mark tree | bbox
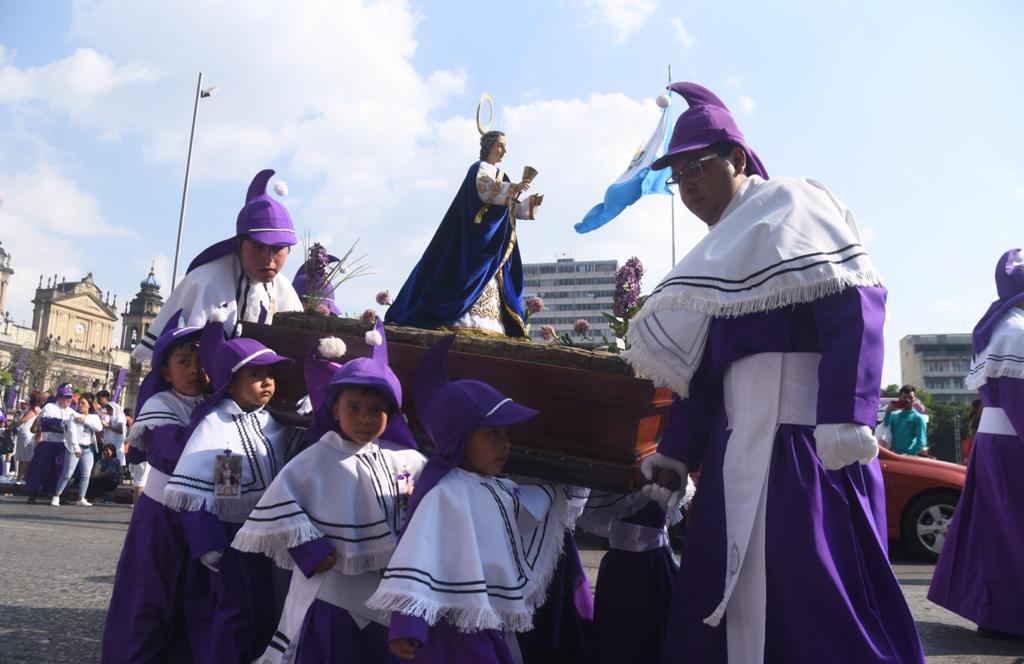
[926,400,973,463]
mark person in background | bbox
[88,443,122,503]
[97,390,127,468]
[961,398,982,463]
[884,385,929,456]
[51,392,103,507]
[27,385,77,503]
[14,396,41,482]
[930,248,1024,639]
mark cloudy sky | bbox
[0,0,1021,384]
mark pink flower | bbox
[573,318,590,336]
[317,303,330,314]
[540,324,556,341]
[524,296,544,314]
[360,308,378,324]
[376,290,391,306]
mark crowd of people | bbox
[0,390,134,505]
[4,79,1021,663]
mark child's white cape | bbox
[366,469,574,634]
[164,400,297,522]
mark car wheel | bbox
[900,491,959,562]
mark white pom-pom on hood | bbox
[365,329,383,347]
[273,180,289,196]
[317,336,347,360]
[208,304,231,324]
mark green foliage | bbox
[601,295,648,344]
[926,400,973,463]
[881,384,901,397]
[0,369,12,386]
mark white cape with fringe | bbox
[965,308,1024,390]
[622,175,883,397]
[127,390,202,452]
[163,400,296,523]
[366,469,571,634]
[232,430,427,573]
[131,252,302,364]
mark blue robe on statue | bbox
[385,161,526,337]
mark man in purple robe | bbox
[622,82,925,663]
[929,248,1024,639]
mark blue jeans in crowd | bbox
[54,446,95,499]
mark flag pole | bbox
[668,64,676,266]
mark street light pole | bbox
[171,73,217,290]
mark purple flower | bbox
[307,242,330,298]
[573,318,590,336]
[376,290,391,306]
[360,308,378,324]
[539,324,556,341]
[524,296,544,314]
[613,257,644,317]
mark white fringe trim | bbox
[162,489,217,514]
[964,365,1024,390]
[232,524,397,574]
[641,269,884,321]
[366,591,536,634]
[625,271,884,396]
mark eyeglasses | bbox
[666,151,729,186]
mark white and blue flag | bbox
[574,100,673,234]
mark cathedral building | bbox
[0,247,162,409]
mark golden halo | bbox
[476,93,494,135]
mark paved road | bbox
[0,496,1021,663]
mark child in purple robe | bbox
[367,335,578,664]
[163,311,299,664]
[232,321,427,663]
[929,248,1024,639]
[575,488,690,664]
[101,315,207,663]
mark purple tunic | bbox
[586,501,677,664]
[24,439,65,495]
[102,423,199,664]
[929,376,1024,635]
[292,600,397,664]
[659,286,925,663]
[389,613,517,664]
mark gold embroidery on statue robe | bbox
[469,277,502,319]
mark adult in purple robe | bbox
[929,248,1024,639]
[622,82,925,663]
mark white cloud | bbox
[0,47,156,109]
[669,18,694,48]
[577,0,658,44]
[1,1,696,323]
[725,77,756,115]
[0,163,136,323]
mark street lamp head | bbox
[201,86,219,98]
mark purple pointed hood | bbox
[401,335,537,532]
[134,308,204,413]
[973,248,1024,354]
[651,82,768,179]
[292,253,342,315]
[185,313,293,432]
[187,169,296,273]
[302,318,417,451]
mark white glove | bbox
[200,549,224,573]
[639,452,690,510]
[814,423,878,471]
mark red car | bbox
[877,446,965,562]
